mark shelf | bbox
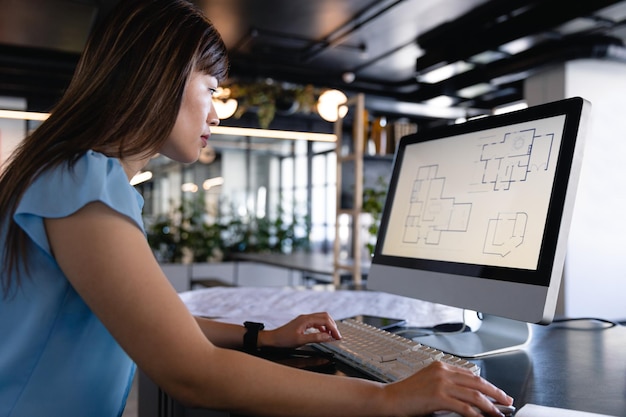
[333,94,365,287]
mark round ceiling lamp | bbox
[213,98,238,119]
[212,87,238,119]
[316,89,348,122]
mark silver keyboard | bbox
[313,318,480,382]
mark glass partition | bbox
[137,134,337,263]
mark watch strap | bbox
[243,321,265,352]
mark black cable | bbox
[552,317,619,329]
[394,322,470,338]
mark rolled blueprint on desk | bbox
[179,287,464,329]
[516,404,617,417]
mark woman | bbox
[0,1,512,416]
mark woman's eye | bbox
[209,88,217,96]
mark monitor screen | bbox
[367,97,590,334]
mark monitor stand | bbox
[410,313,532,358]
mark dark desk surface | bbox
[324,321,626,417]
[140,320,626,417]
[481,321,626,416]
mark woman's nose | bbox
[208,103,220,126]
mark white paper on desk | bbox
[180,287,464,328]
[516,404,617,417]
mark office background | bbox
[2,2,626,417]
[1,1,625,320]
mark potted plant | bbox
[362,176,388,257]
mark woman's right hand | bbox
[384,361,513,417]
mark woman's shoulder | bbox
[18,150,144,225]
[63,150,126,184]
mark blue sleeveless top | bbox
[0,151,144,417]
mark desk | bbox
[232,253,370,286]
[477,322,626,416]
[139,287,626,417]
[233,253,338,276]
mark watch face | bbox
[245,321,265,330]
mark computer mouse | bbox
[434,403,515,416]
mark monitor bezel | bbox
[371,97,588,291]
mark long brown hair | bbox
[0,0,229,297]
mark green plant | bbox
[362,176,388,257]
[146,193,226,263]
[145,193,311,263]
[225,82,319,128]
[219,209,310,256]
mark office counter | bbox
[232,253,338,276]
[139,287,626,417]
[232,252,370,286]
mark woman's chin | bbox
[161,150,200,164]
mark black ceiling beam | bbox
[0,44,79,74]
[0,43,78,108]
[227,53,421,103]
[301,0,406,63]
[466,81,525,110]
[407,34,625,103]
[416,0,537,50]
[416,0,625,73]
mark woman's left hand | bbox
[258,312,342,348]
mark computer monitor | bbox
[367,97,590,357]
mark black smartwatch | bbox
[243,321,265,352]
